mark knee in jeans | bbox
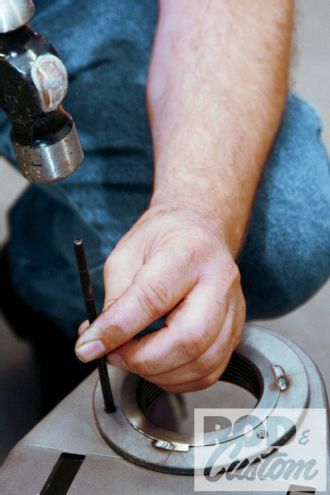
[241,223,330,320]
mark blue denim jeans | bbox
[0,0,329,336]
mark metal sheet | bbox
[0,325,328,494]
[94,326,310,474]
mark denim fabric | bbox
[0,0,329,336]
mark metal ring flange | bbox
[94,325,309,475]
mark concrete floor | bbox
[0,0,329,464]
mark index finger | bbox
[75,249,198,362]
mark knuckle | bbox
[196,232,213,252]
[138,277,171,318]
[178,226,216,263]
[178,330,206,360]
[202,371,219,389]
[196,354,218,375]
[201,246,242,291]
[125,353,153,376]
[136,361,155,376]
[128,360,144,375]
[227,261,241,286]
[213,257,241,290]
[187,232,212,261]
[175,240,195,260]
[124,355,142,374]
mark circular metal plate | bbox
[120,347,279,448]
[94,325,309,474]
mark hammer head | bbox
[0,2,84,183]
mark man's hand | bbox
[75,207,245,393]
[75,0,293,392]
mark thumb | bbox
[77,244,141,338]
[102,245,142,311]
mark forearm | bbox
[147,0,294,256]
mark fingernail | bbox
[76,340,106,363]
[108,353,129,370]
[77,322,99,345]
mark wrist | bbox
[149,193,245,258]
